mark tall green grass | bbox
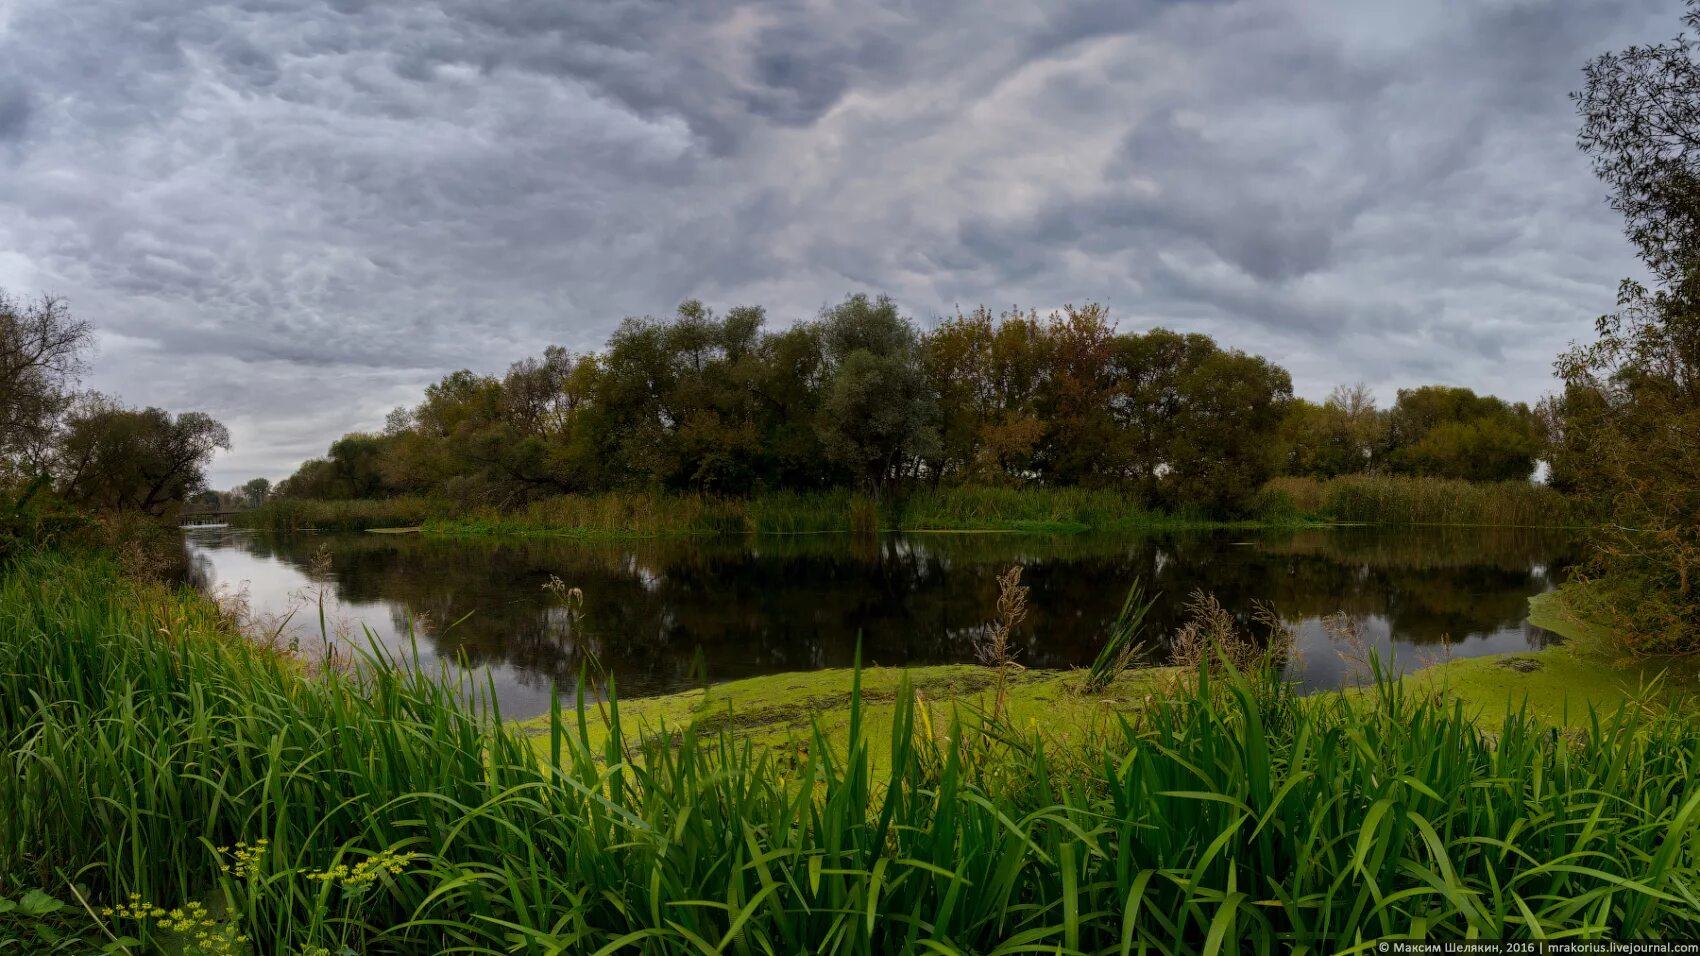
[247,479,1571,539]
[895,485,1222,532]
[240,496,454,532]
[1264,474,1575,527]
[5,551,1697,952]
[250,486,1252,538]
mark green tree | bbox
[1110,328,1218,502]
[241,477,271,508]
[56,398,230,516]
[1276,384,1384,479]
[815,294,938,491]
[1163,347,1293,513]
[747,323,830,488]
[1381,386,1540,482]
[596,301,768,492]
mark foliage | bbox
[1574,0,1700,283]
[0,292,90,477]
[1082,578,1155,693]
[7,551,1700,953]
[1550,280,1700,653]
[1263,474,1573,528]
[817,295,939,491]
[240,495,454,532]
[1278,384,1541,483]
[0,885,115,954]
[274,296,1333,517]
[242,485,1285,537]
[1380,385,1542,482]
[0,292,226,536]
[54,398,231,517]
[1277,384,1384,479]
[1557,2,1700,652]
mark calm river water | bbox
[184,526,1576,719]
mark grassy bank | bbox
[243,486,1293,537]
[6,551,1700,950]
[1343,591,1698,729]
[239,477,1574,537]
[1263,474,1574,527]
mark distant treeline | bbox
[278,296,1544,516]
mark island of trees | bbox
[274,297,1546,516]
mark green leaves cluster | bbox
[0,886,131,954]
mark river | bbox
[184,525,1576,719]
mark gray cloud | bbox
[0,0,1671,486]
[0,79,31,142]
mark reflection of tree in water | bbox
[209,526,1578,698]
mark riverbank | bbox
[242,486,1302,535]
[513,592,1697,758]
[9,549,1698,950]
[516,584,1693,751]
[239,476,1572,536]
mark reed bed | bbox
[3,551,1698,952]
[240,496,454,532]
[244,479,1570,539]
[894,485,1215,532]
[1264,475,1575,527]
[249,486,1224,538]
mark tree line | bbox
[0,291,229,526]
[277,295,1544,516]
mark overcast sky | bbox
[0,0,1671,486]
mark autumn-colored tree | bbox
[1543,1,1700,651]
[1553,279,1700,651]
[921,306,996,483]
[1034,304,1119,485]
[921,306,1050,485]
[980,310,1049,481]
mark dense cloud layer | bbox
[0,0,1666,485]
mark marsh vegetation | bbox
[5,552,1700,954]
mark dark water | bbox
[184,526,1577,720]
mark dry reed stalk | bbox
[975,565,1029,719]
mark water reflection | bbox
[185,526,1577,719]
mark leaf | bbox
[0,898,15,914]
[18,890,64,917]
